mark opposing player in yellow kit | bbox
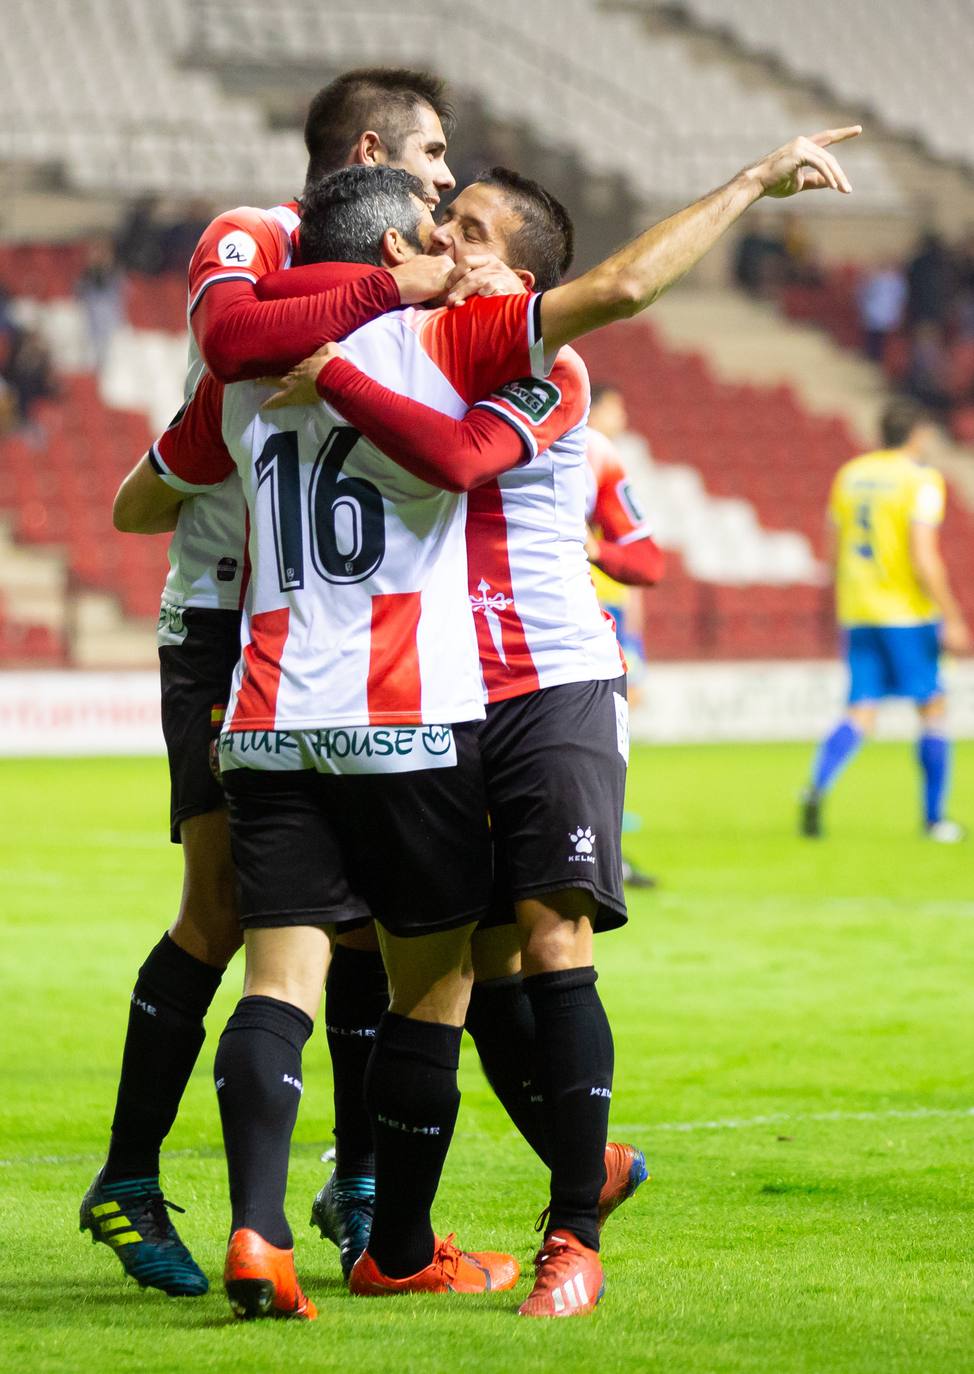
[801,399,971,840]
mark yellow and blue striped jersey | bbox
[828,449,945,626]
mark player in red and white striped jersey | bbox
[265,130,862,1312]
[86,69,530,1311]
[115,166,550,1311]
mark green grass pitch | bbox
[1,742,972,1373]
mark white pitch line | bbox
[611,1105,974,1134]
[4,1106,973,1168]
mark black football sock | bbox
[325,944,389,1182]
[464,974,550,1165]
[523,967,614,1253]
[213,995,313,1250]
[364,1012,463,1278]
[103,933,225,1184]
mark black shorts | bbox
[220,722,492,936]
[477,676,629,933]
[158,606,242,843]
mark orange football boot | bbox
[598,1142,649,1229]
[349,1233,519,1295]
[518,1230,604,1318]
[223,1228,317,1320]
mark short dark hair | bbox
[474,167,574,291]
[880,397,931,448]
[304,67,454,187]
[298,165,427,268]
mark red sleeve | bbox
[587,429,664,585]
[412,294,547,403]
[194,264,401,384]
[315,358,527,493]
[591,535,665,586]
[148,372,234,490]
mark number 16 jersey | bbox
[150,292,547,731]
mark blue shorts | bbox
[845,622,943,704]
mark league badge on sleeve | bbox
[217,231,259,268]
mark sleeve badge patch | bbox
[217,230,259,267]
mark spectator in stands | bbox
[953,227,974,338]
[115,196,165,275]
[76,237,125,372]
[905,322,952,416]
[905,230,954,329]
[857,261,907,362]
[733,214,788,296]
[158,200,215,274]
[2,325,56,428]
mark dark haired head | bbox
[880,397,932,449]
[299,165,427,268]
[304,67,454,188]
[473,167,574,291]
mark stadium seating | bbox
[644,0,974,173]
[575,319,974,658]
[4,246,973,666]
[0,0,901,210]
[187,0,901,212]
[0,378,171,627]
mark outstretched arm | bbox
[529,128,861,355]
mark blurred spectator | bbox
[782,215,822,287]
[76,237,125,371]
[734,216,787,296]
[857,262,907,362]
[953,227,974,338]
[158,200,214,274]
[2,326,56,427]
[115,197,165,275]
[906,231,954,328]
[905,323,952,416]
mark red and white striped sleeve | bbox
[472,346,591,460]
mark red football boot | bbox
[223,1228,317,1320]
[598,1142,649,1229]
[349,1233,519,1295]
[518,1230,604,1318]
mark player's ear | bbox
[513,267,536,290]
[380,226,416,267]
[350,130,386,166]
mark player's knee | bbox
[517,891,596,974]
[471,925,521,982]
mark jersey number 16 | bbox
[256,427,386,590]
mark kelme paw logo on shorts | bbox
[569,827,596,863]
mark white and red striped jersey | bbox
[466,350,624,703]
[158,203,301,636]
[151,293,546,731]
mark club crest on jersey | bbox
[496,377,561,425]
[217,230,258,267]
